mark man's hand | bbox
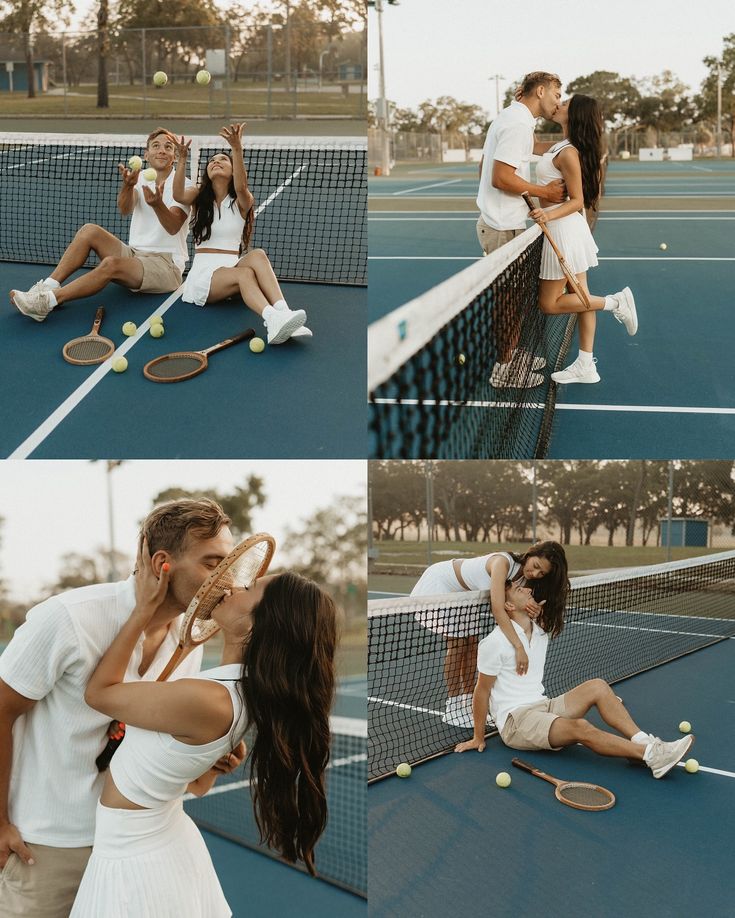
[212,740,246,775]
[117,164,139,189]
[0,822,34,869]
[455,737,485,753]
[543,179,566,203]
[142,181,165,209]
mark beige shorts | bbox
[0,843,92,917]
[119,243,183,294]
[476,218,525,256]
[500,695,569,751]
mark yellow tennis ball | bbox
[127,155,142,171]
[496,772,511,788]
[111,356,128,373]
[142,167,157,182]
[457,353,466,365]
[679,720,691,734]
[659,243,668,251]
[249,337,265,353]
[153,71,168,87]
[121,321,137,337]
[196,69,211,86]
[396,763,412,778]
[150,314,164,327]
[150,324,164,338]
[684,758,699,773]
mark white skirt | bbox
[412,561,480,638]
[70,799,231,918]
[181,252,240,306]
[539,210,599,280]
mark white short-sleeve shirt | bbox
[477,619,549,731]
[129,170,194,271]
[0,577,202,847]
[476,100,536,231]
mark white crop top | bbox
[197,198,246,250]
[535,139,572,187]
[110,664,247,808]
[459,551,521,591]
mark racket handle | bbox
[511,757,538,774]
[522,192,535,211]
[93,306,105,331]
[203,328,256,357]
[95,720,126,772]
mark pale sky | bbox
[0,461,365,602]
[369,0,733,113]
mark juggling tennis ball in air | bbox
[396,763,412,778]
[153,71,168,87]
[196,69,211,86]
[142,167,157,182]
[249,337,266,353]
[495,772,512,788]
[111,356,128,373]
[684,758,699,774]
[457,353,466,366]
[150,324,165,338]
[122,321,137,337]
[679,720,692,734]
[127,155,143,171]
[659,243,668,251]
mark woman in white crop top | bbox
[71,543,337,917]
[174,123,310,346]
[411,542,568,729]
[527,94,639,385]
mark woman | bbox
[71,542,336,917]
[412,542,568,728]
[528,94,638,384]
[174,123,310,345]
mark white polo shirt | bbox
[129,170,194,272]
[477,618,548,731]
[0,577,203,847]
[476,100,536,231]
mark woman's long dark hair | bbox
[239,573,337,875]
[567,94,604,212]
[510,540,569,638]
[191,151,254,252]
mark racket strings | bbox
[146,355,206,380]
[64,337,114,362]
[559,783,615,809]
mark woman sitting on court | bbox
[173,123,310,345]
[411,541,568,728]
[71,542,336,917]
[527,94,638,384]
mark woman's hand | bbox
[528,207,548,226]
[220,123,246,151]
[514,644,529,676]
[133,538,170,623]
[525,597,546,621]
[174,135,191,160]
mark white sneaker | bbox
[11,287,56,322]
[610,287,638,335]
[264,307,306,345]
[490,358,544,389]
[645,735,694,778]
[441,696,474,729]
[551,356,600,384]
[291,326,313,338]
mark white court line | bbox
[368,255,735,262]
[675,762,735,778]
[371,397,735,416]
[369,214,735,222]
[392,179,462,196]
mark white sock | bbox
[603,295,617,311]
[43,277,60,289]
[578,349,594,365]
[262,304,277,322]
[643,742,654,762]
[272,298,289,311]
[631,730,650,745]
[47,291,58,307]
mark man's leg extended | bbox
[53,254,144,306]
[50,224,124,285]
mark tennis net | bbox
[184,715,367,897]
[368,225,576,459]
[0,132,366,286]
[368,551,735,781]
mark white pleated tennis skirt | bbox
[539,210,599,280]
[412,561,480,637]
[70,799,231,918]
[181,252,240,306]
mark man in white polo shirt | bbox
[477,72,567,388]
[455,580,695,779]
[0,497,243,917]
[11,128,195,321]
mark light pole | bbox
[716,61,723,157]
[319,48,329,90]
[372,0,393,176]
[489,73,504,116]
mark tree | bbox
[698,33,735,154]
[45,548,132,594]
[97,0,109,108]
[0,0,71,98]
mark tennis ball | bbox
[142,167,157,182]
[153,71,168,87]
[659,243,668,251]
[111,356,128,373]
[396,763,412,778]
[249,337,266,353]
[196,69,211,86]
[457,353,466,365]
[150,324,164,338]
[150,314,164,327]
[496,772,511,788]
[679,720,692,734]
[684,758,699,774]
[127,155,142,171]
[122,321,137,337]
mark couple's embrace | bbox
[0,498,337,917]
[477,71,638,388]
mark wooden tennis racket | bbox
[521,192,593,310]
[512,758,616,811]
[63,307,115,365]
[143,329,256,382]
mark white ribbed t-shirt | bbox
[459,551,520,591]
[198,198,246,250]
[110,664,247,808]
[0,578,203,847]
[129,171,194,271]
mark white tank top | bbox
[198,198,246,250]
[110,664,247,808]
[536,139,572,186]
[458,551,521,591]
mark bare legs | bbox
[207,248,284,314]
[539,274,600,353]
[445,636,479,698]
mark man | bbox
[455,580,694,778]
[476,71,567,388]
[0,498,244,917]
[10,128,195,322]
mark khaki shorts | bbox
[0,843,92,917]
[476,218,525,256]
[119,243,182,294]
[500,695,569,751]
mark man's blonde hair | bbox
[515,72,562,101]
[140,498,231,556]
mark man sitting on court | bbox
[10,128,195,321]
[455,580,694,778]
